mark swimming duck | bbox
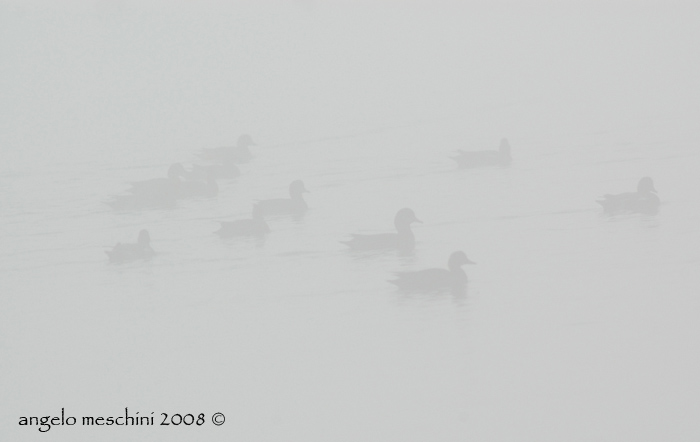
[389,251,476,292]
[128,163,185,197]
[198,134,257,163]
[105,229,155,263]
[342,208,422,253]
[597,177,660,215]
[452,138,512,168]
[107,163,184,210]
[253,180,309,217]
[215,206,270,238]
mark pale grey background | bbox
[1,1,699,441]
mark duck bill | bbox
[413,218,423,224]
[466,259,476,265]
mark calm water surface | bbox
[2,3,700,441]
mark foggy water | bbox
[2,2,700,441]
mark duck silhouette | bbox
[215,206,270,238]
[198,134,257,163]
[342,208,422,253]
[452,138,512,168]
[107,163,184,210]
[127,163,185,197]
[105,229,155,264]
[389,251,475,292]
[597,177,660,215]
[254,180,309,217]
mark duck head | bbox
[448,251,476,270]
[394,208,422,231]
[637,177,657,194]
[289,180,309,198]
[168,163,187,179]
